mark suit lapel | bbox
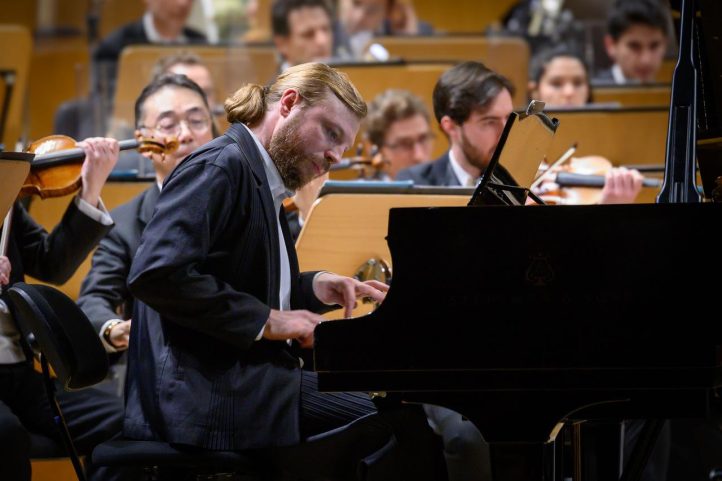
[225,124,281,306]
[431,152,461,186]
[138,184,160,227]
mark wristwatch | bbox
[102,320,123,346]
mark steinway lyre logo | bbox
[525,252,554,287]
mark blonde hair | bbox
[224,63,367,126]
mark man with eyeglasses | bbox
[365,89,435,179]
[77,73,214,395]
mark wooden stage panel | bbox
[375,36,529,109]
[546,107,669,203]
[296,193,469,318]
[592,84,671,107]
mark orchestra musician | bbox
[595,0,670,84]
[365,89,435,179]
[528,47,645,204]
[123,63,439,478]
[77,73,215,393]
[272,0,336,71]
[0,138,137,481]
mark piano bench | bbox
[91,439,262,481]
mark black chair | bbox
[6,282,261,481]
[8,282,110,481]
[8,282,446,481]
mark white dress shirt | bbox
[142,12,189,43]
[449,150,478,187]
[242,125,295,343]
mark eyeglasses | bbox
[384,133,435,152]
[140,115,211,137]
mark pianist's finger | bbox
[362,280,389,293]
[341,280,358,318]
[355,281,387,304]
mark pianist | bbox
[123,63,436,477]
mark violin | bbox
[533,155,662,205]
[0,134,178,294]
[329,143,390,181]
[21,134,178,199]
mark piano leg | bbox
[488,425,627,481]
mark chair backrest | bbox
[7,282,108,390]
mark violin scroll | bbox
[136,136,179,160]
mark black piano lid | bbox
[314,203,722,389]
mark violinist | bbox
[365,89,435,179]
[529,49,670,480]
[528,47,644,204]
[77,73,215,389]
[0,138,138,481]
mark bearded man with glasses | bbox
[77,73,214,395]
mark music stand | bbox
[469,100,559,206]
[0,154,31,288]
[0,153,31,217]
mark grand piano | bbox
[313,1,722,480]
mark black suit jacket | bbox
[125,123,327,450]
[94,19,206,64]
[77,185,159,334]
[396,150,527,204]
[7,201,111,286]
[3,201,111,362]
[395,152,460,186]
[92,19,206,104]
[593,67,618,85]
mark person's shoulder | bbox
[396,162,432,181]
[94,20,145,60]
[110,186,155,221]
[592,67,616,84]
[171,131,257,185]
[183,27,207,43]
[396,154,448,184]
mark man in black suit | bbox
[94,0,206,69]
[272,0,335,71]
[55,0,207,140]
[77,74,215,383]
[124,63,425,477]
[396,61,515,188]
[0,138,137,481]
